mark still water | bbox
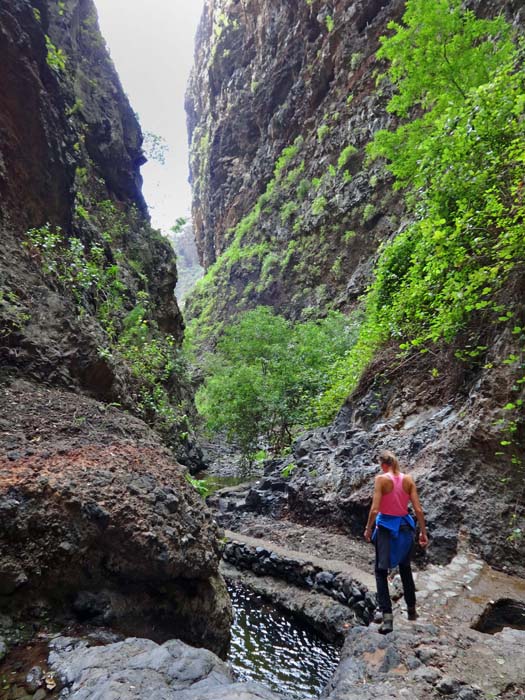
[227,581,340,699]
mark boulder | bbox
[0,381,231,656]
[48,636,283,700]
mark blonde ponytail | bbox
[379,450,400,473]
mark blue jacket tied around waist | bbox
[372,513,415,569]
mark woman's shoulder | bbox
[402,472,415,491]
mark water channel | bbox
[227,581,341,699]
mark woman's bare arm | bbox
[364,476,385,542]
[408,477,429,547]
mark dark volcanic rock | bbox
[0,381,231,656]
[0,0,203,468]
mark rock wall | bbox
[185,0,405,329]
[168,220,204,304]
[186,0,524,331]
[0,0,201,464]
[0,0,228,653]
[222,538,375,624]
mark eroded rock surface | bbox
[0,380,231,655]
[48,636,282,700]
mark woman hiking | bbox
[364,449,429,634]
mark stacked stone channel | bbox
[223,539,376,624]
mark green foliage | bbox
[281,463,297,478]
[280,201,299,223]
[171,217,188,235]
[0,288,31,336]
[297,178,310,200]
[25,223,186,428]
[143,132,168,165]
[66,98,84,117]
[197,307,359,462]
[363,203,376,222]
[185,473,210,499]
[337,144,357,170]
[376,0,514,119]
[275,138,303,179]
[25,225,117,311]
[317,124,330,142]
[350,52,362,71]
[45,35,67,72]
[311,195,327,216]
[325,15,334,32]
[317,0,525,428]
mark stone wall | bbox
[223,539,375,624]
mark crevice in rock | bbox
[472,598,525,634]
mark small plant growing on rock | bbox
[185,473,210,499]
[281,463,297,478]
[338,144,357,170]
[311,195,328,216]
[317,124,330,142]
[363,203,376,222]
[45,35,67,72]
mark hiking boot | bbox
[378,613,393,634]
[407,607,418,621]
[373,610,383,624]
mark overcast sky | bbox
[95,0,205,232]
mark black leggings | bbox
[375,527,416,614]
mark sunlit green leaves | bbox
[197,307,359,461]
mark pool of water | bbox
[227,581,340,699]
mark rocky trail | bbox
[204,466,525,700]
[223,520,525,699]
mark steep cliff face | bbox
[0,0,204,466]
[185,0,523,334]
[185,0,407,334]
[0,0,228,652]
[169,221,204,304]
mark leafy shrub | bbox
[25,224,186,427]
[197,307,359,462]
[311,195,327,216]
[317,124,330,142]
[45,35,67,72]
[316,0,525,425]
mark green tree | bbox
[370,0,515,193]
[196,307,358,462]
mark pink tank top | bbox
[380,472,410,516]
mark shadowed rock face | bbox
[0,0,187,427]
[0,380,232,655]
[0,1,227,653]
